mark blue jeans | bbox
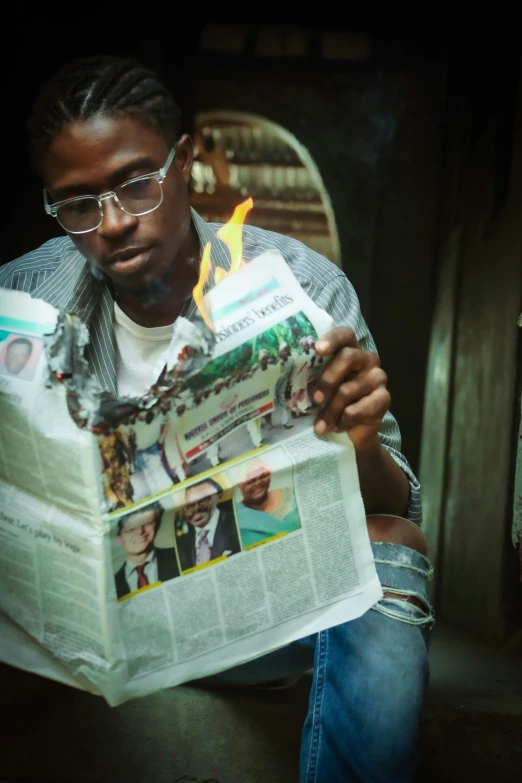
[199,542,434,782]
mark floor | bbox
[420,624,522,782]
[1,623,521,782]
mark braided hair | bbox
[27,55,181,173]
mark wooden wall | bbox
[420,28,522,642]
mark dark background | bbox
[4,8,455,474]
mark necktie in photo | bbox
[135,564,149,589]
[196,530,212,565]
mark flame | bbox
[192,241,213,330]
[192,197,253,330]
[216,196,253,273]
[214,267,227,284]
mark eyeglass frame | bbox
[43,146,177,234]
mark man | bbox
[273,341,295,429]
[161,415,189,484]
[1,56,430,781]
[258,348,270,371]
[304,334,318,406]
[257,348,279,430]
[177,478,241,570]
[213,377,225,395]
[290,336,313,418]
[245,418,263,450]
[235,460,300,547]
[3,336,34,376]
[114,502,180,598]
[126,407,175,501]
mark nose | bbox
[97,195,138,238]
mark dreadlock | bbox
[27,55,182,173]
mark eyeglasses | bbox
[43,147,176,234]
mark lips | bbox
[108,246,152,264]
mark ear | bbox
[175,134,194,185]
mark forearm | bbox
[354,435,410,517]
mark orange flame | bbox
[216,197,253,275]
[192,197,253,330]
[192,241,213,330]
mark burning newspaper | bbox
[0,248,381,705]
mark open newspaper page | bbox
[0,292,110,696]
[0,250,382,706]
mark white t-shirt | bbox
[113,301,174,397]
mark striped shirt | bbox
[0,209,422,524]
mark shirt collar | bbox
[124,549,157,580]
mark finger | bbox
[314,403,340,435]
[338,386,391,431]
[316,367,388,430]
[315,327,360,356]
[314,379,389,436]
[313,348,379,405]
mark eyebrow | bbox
[51,156,160,201]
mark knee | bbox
[366,514,428,556]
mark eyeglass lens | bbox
[56,177,163,232]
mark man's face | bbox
[41,115,196,297]
[5,341,32,374]
[184,483,219,528]
[302,342,310,354]
[280,347,290,361]
[260,356,269,370]
[241,466,271,506]
[117,510,157,556]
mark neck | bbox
[127,551,151,565]
[114,223,201,327]
[245,494,269,510]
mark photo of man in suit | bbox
[177,478,241,571]
[114,501,180,599]
[1,335,42,380]
[5,337,33,375]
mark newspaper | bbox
[0,250,382,706]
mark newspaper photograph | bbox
[97,309,323,511]
[0,246,382,706]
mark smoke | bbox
[353,75,403,165]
